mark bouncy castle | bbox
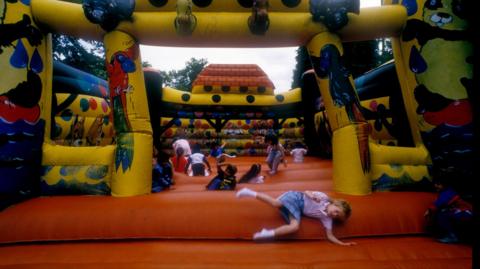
[0,0,475,268]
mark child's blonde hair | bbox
[332,199,351,221]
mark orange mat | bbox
[0,157,472,268]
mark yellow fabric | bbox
[42,143,115,166]
[111,132,152,197]
[332,125,371,195]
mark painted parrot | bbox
[106,45,137,172]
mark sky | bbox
[140,0,381,93]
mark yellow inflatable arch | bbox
[2,0,471,196]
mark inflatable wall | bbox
[0,0,474,198]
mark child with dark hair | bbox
[424,172,472,243]
[206,158,238,190]
[265,135,286,175]
[238,163,265,184]
[185,144,211,176]
[210,141,236,162]
[290,142,308,163]
[170,147,188,173]
[152,149,173,193]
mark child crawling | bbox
[236,188,355,246]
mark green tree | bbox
[162,58,208,92]
[290,38,394,86]
[291,46,311,89]
[142,61,153,68]
[343,38,393,78]
[52,34,106,79]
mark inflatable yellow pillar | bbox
[104,31,153,197]
[387,0,473,186]
[0,1,51,195]
[307,32,371,195]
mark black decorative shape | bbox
[248,0,270,35]
[238,0,254,8]
[239,86,249,93]
[275,95,285,102]
[181,93,191,102]
[0,14,42,54]
[246,95,255,103]
[149,0,168,7]
[282,0,301,8]
[4,70,42,108]
[309,0,359,31]
[193,0,212,7]
[257,86,266,93]
[212,95,221,103]
[221,86,230,92]
[83,0,135,31]
[204,86,213,92]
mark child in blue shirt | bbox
[152,149,173,193]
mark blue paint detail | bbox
[42,165,53,176]
[116,54,136,73]
[40,177,110,195]
[0,120,45,194]
[86,165,108,180]
[372,173,430,191]
[0,120,44,160]
[60,166,81,176]
[20,0,31,5]
[0,166,38,193]
[421,123,474,178]
[80,98,90,112]
[115,133,133,173]
[30,48,43,73]
[10,39,29,69]
[401,0,418,16]
[60,109,73,121]
[409,46,427,74]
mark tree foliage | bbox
[291,46,312,89]
[291,38,393,87]
[160,58,208,92]
[343,38,393,78]
[52,34,107,79]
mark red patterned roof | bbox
[192,64,275,89]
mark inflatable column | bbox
[307,32,371,195]
[104,31,153,197]
[389,0,474,189]
[0,1,50,197]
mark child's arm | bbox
[325,229,356,246]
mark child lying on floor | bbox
[236,188,355,246]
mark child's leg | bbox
[253,215,300,240]
[192,163,205,176]
[236,188,282,208]
[270,151,282,174]
[266,153,274,170]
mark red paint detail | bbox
[423,99,472,126]
[0,96,40,124]
[89,98,98,110]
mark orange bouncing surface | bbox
[0,157,472,268]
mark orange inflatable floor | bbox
[0,156,472,268]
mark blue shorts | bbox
[278,191,304,224]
